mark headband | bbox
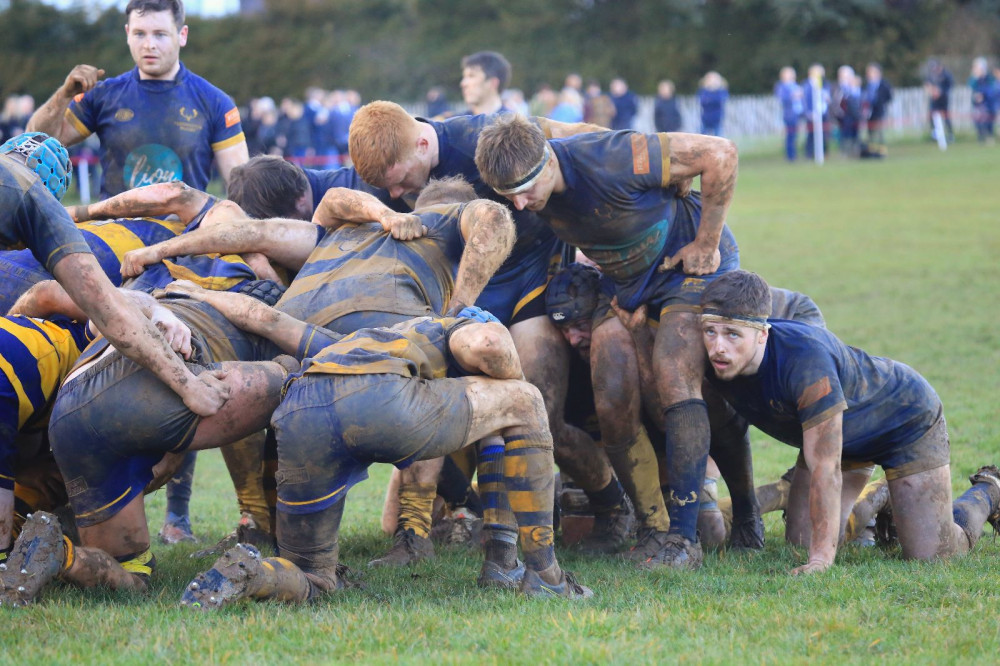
[700,309,770,332]
[493,144,550,195]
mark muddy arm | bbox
[446,200,516,315]
[66,182,211,224]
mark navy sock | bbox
[662,399,711,541]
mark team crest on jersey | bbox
[176,107,204,133]
[124,143,183,189]
[179,107,199,122]
[680,277,706,292]
[115,108,134,122]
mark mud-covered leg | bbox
[954,465,1000,549]
[180,500,345,610]
[590,318,669,561]
[646,311,710,570]
[844,477,889,544]
[219,430,273,533]
[705,385,763,549]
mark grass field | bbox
[4,139,999,664]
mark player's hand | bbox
[61,65,105,98]
[609,296,648,335]
[789,558,833,576]
[659,239,721,276]
[381,212,427,241]
[182,369,231,417]
[145,452,187,494]
[151,305,193,360]
[121,246,161,277]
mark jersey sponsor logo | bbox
[123,143,183,189]
[73,93,85,103]
[114,108,134,122]
[631,133,650,175]
[224,107,241,128]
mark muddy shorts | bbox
[477,236,565,326]
[0,251,50,314]
[272,372,473,515]
[795,452,876,477]
[795,408,949,482]
[49,350,210,527]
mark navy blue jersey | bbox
[0,156,92,272]
[277,203,466,328]
[67,63,245,198]
[422,115,561,271]
[706,319,940,460]
[304,166,406,212]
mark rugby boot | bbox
[430,507,483,548]
[625,527,672,563]
[639,533,704,571]
[159,513,197,544]
[367,527,435,568]
[0,511,65,607]
[181,543,266,610]
[729,509,765,550]
[579,494,636,555]
[190,512,277,559]
[969,465,1000,533]
[477,558,526,590]
[520,565,593,600]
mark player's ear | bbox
[178,25,189,47]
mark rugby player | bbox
[27,0,248,197]
[475,114,740,569]
[699,270,999,573]
[0,286,295,606]
[347,101,614,564]
[162,290,591,605]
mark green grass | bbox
[7,141,1000,663]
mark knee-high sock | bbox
[479,435,518,554]
[844,478,889,542]
[953,483,999,549]
[503,432,556,573]
[604,425,670,531]
[220,430,273,532]
[165,450,197,520]
[662,399,711,541]
[437,452,483,516]
[275,499,345,598]
[397,482,437,538]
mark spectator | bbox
[501,88,530,116]
[425,86,451,118]
[564,73,583,94]
[861,62,893,157]
[609,77,638,130]
[803,63,831,160]
[583,80,615,128]
[774,66,803,161]
[969,57,996,144]
[278,97,312,161]
[548,87,584,123]
[654,80,682,133]
[924,59,954,143]
[529,84,557,118]
[698,71,728,136]
[833,65,861,157]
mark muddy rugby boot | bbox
[182,543,264,610]
[729,510,765,550]
[640,533,704,571]
[190,512,277,559]
[368,527,435,568]
[625,527,672,563]
[159,513,197,545]
[579,494,636,555]
[430,507,483,548]
[477,558,525,590]
[0,512,65,607]
[520,565,593,600]
[969,465,1000,533]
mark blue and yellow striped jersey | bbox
[299,316,472,380]
[0,315,92,488]
[277,204,467,328]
